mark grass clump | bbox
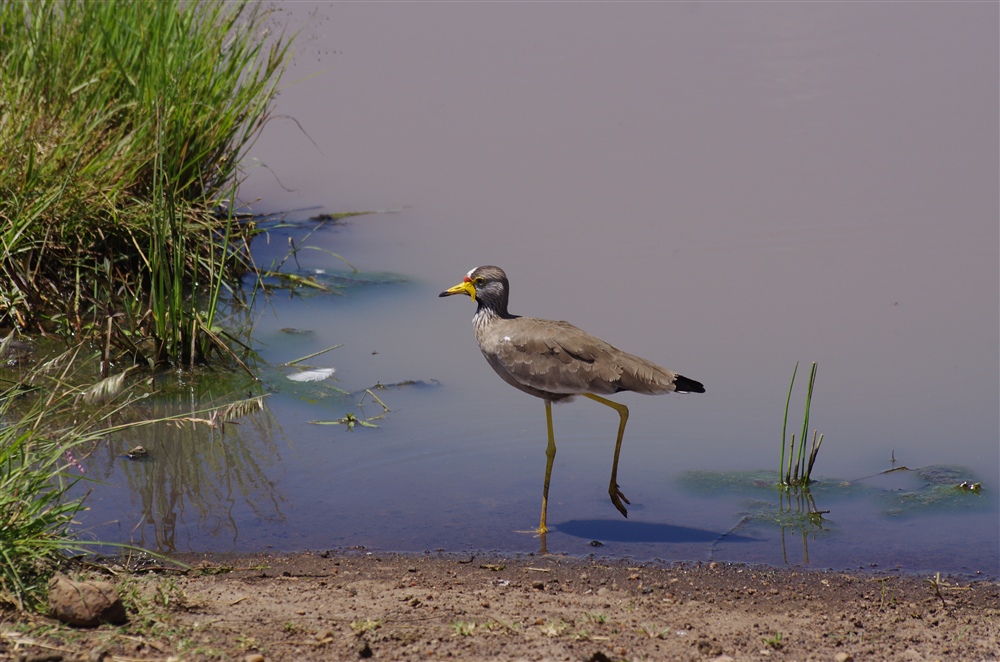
[0,360,113,611]
[762,632,784,649]
[779,361,825,487]
[351,619,385,636]
[0,401,88,611]
[451,620,478,637]
[0,0,292,367]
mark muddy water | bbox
[78,3,998,574]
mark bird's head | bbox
[439,265,510,314]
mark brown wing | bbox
[482,317,681,396]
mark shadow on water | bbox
[555,519,759,545]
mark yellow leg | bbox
[539,399,556,534]
[583,393,631,518]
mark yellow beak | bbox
[439,280,477,301]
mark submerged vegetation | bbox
[679,360,987,564]
[0,0,292,367]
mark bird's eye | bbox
[474,277,486,286]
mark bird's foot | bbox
[514,526,548,536]
[609,483,630,518]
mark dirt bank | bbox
[2,551,997,661]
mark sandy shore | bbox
[2,550,998,661]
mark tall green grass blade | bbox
[780,361,798,485]
[797,362,818,483]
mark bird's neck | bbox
[473,303,513,330]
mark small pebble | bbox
[834,654,854,662]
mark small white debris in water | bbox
[287,368,336,382]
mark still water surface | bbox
[78,3,998,575]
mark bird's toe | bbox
[609,484,630,518]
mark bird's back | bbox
[475,315,701,399]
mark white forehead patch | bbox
[466,268,476,278]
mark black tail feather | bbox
[674,374,705,394]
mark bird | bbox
[439,265,704,534]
